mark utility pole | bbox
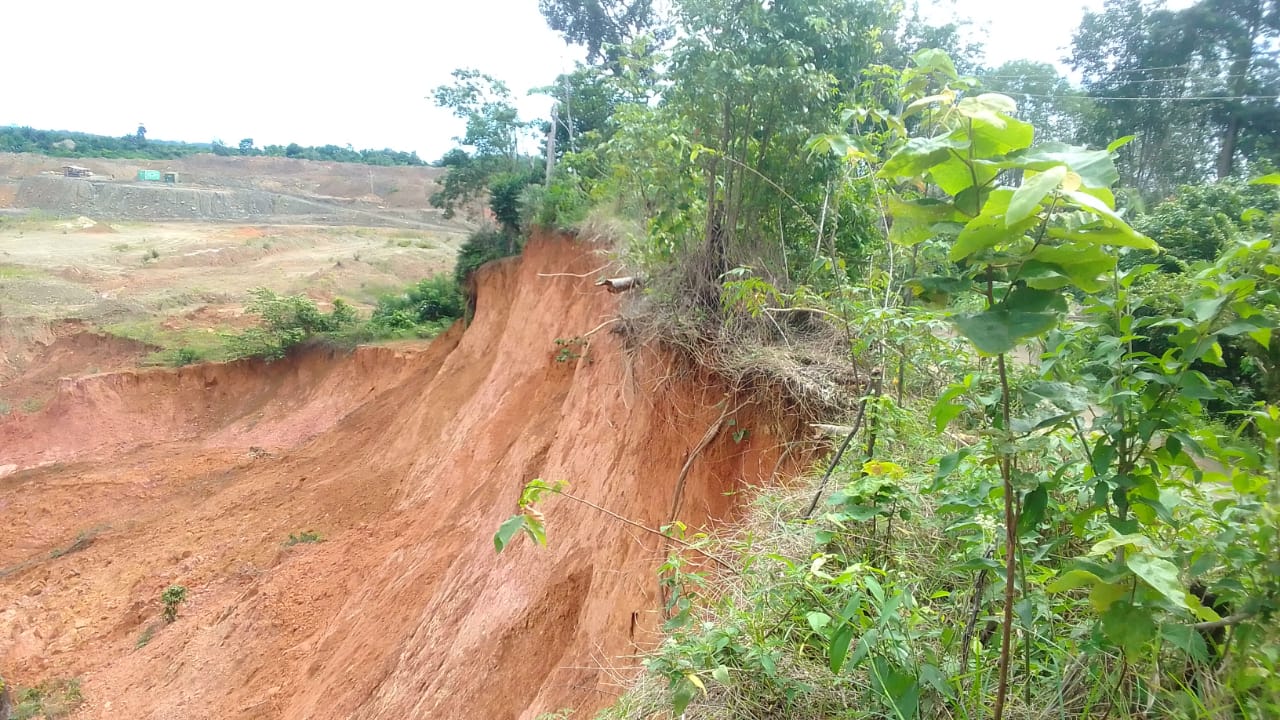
[545,103,558,186]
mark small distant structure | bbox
[137,169,162,182]
[163,171,179,184]
[62,164,93,178]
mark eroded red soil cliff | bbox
[0,233,810,719]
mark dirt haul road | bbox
[0,233,812,719]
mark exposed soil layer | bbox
[0,233,812,719]
[0,152,448,214]
[0,320,154,410]
[12,176,437,228]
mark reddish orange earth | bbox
[0,233,811,719]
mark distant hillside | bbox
[0,126,426,167]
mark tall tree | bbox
[430,69,541,222]
[653,0,897,286]
[1184,0,1280,178]
[538,0,668,67]
[888,0,985,75]
[978,61,1087,144]
[1069,0,1206,198]
[432,69,533,165]
[1069,0,1280,198]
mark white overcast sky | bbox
[2,1,1184,160]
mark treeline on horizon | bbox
[0,126,426,167]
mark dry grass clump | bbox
[612,268,867,426]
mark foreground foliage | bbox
[498,39,1280,718]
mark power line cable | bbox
[1050,53,1280,76]
[982,73,1260,84]
[1008,91,1279,101]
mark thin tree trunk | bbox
[1217,9,1257,180]
[1217,113,1240,180]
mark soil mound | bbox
[0,321,152,408]
[0,233,812,719]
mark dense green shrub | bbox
[519,175,590,233]
[367,275,464,337]
[227,289,358,361]
[454,228,518,284]
[487,170,540,234]
[1133,180,1280,268]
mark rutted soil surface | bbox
[0,221,467,328]
[0,152,450,214]
[12,176,444,228]
[0,233,812,719]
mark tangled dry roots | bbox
[613,282,865,427]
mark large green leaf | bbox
[807,611,832,632]
[1047,569,1103,592]
[950,212,1038,261]
[956,93,1018,128]
[953,307,1059,355]
[880,135,968,179]
[1102,601,1156,657]
[888,196,957,246]
[1017,485,1048,536]
[1125,552,1189,610]
[1250,173,1280,185]
[870,657,921,720]
[1007,166,1067,226]
[928,154,999,198]
[1187,295,1228,324]
[903,92,955,119]
[829,624,855,673]
[949,188,1017,260]
[1062,191,1155,249]
[1046,224,1157,250]
[1004,286,1066,313]
[1090,580,1129,612]
[493,514,527,553]
[671,676,699,715]
[1029,243,1116,292]
[967,114,1035,157]
[1160,623,1210,662]
[931,382,969,431]
[913,48,958,79]
[1107,135,1136,153]
[961,92,1017,114]
[1019,261,1075,290]
[999,143,1119,188]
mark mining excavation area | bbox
[0,153,803,719]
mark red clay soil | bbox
[0,232,813,719]
[0,321,154,412]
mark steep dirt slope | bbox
[0,233,811,719]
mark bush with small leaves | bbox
[161,585,187,623]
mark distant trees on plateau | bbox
[0,126,425,167]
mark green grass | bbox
[135,622,160,648]
[0,211,62,233]
[8,677,83,720]
[284,530,324,546]
[47,528,101,559]
[100,319,234,365]
[0,264,43,279]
